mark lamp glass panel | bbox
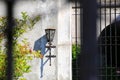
[45,29,55,42]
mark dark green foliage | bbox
[72,44,80,60]
[72,44,80,80]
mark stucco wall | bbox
[0,0,72,80]
[14,0,58,80]
[57,0,72,80]
[0,1,6,16]
[14,0,72,80]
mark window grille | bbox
[98,0,120,80]
[71,0,80,80]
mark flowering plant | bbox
[0,12,41,80]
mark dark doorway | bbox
[98,21,120,80]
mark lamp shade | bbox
[45,29,56,42]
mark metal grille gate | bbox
[71,0,80,80]
[98,0,120,80]
[72,0,120,80]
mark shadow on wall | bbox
[34,35,48,55]
[33,35,49,78]
[98,16,120,80]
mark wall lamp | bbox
[45,28,56,66]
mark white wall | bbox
[57,0,72,80]
[0,1,6,16]
[0,0,72,80]
[14,0,58,80]
[14,0,72,80]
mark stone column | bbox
[57,0,72,80]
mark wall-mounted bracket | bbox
[45,45,56,66]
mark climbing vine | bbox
[0,12,42,80]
